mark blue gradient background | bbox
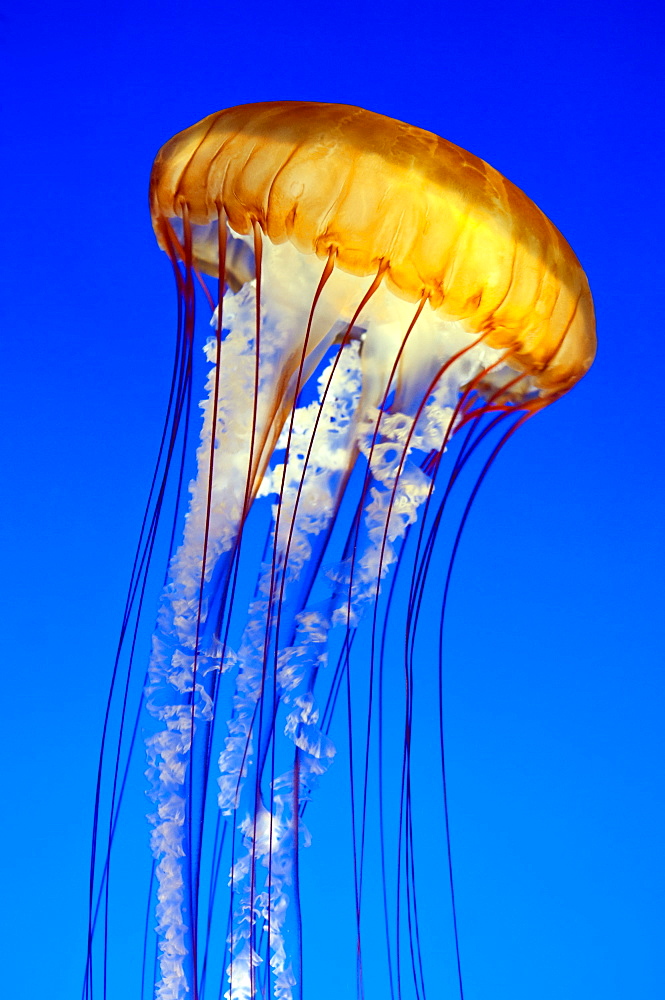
[1,1,663,997]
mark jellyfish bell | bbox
[87,102,595,1000]
[150,101,594,396]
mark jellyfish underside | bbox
[86,103,595,1000]
[144,217,532,1000]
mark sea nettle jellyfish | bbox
[85,102,595,1000]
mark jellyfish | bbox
[85,102,595,1000]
